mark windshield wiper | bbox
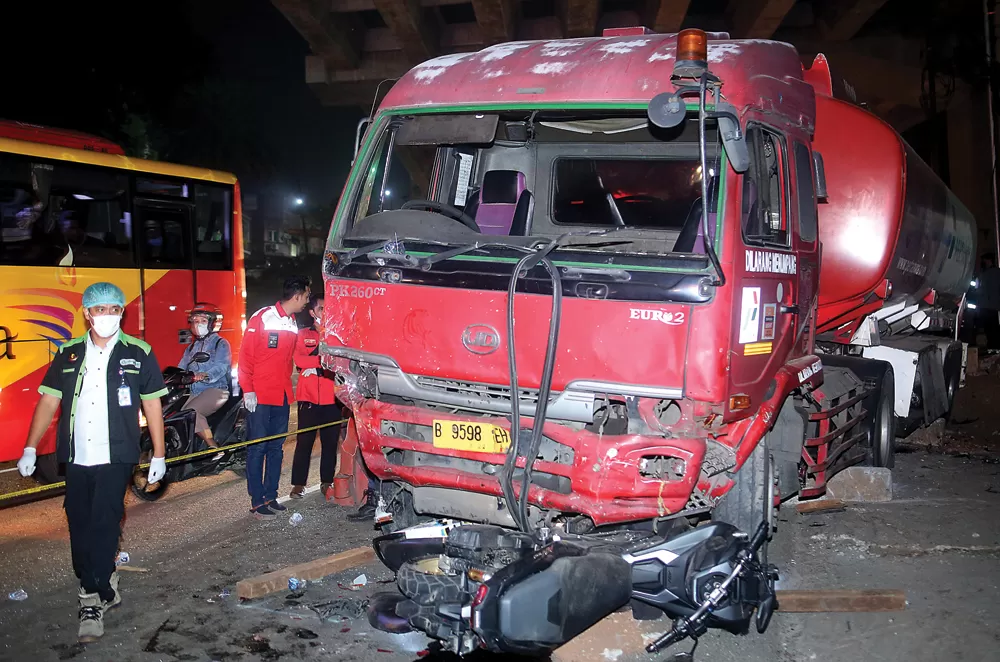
[418,240,538,269]
[338,238,450,269]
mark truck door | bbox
[789,140,821,356]
[729,125,798,403]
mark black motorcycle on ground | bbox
[130,352,248,501]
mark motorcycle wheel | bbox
[130,435,171,502]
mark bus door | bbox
[133,198,196,364]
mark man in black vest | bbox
[16,282,167,643]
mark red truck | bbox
[321,28,975,656]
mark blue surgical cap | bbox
[82,282,126,309]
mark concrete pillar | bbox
[947,89,997,259]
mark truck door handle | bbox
[781,304,799,315]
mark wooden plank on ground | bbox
[553,589,906,660]
[776,589,906,612]
[796,498,846,514]
[236,546,375,600]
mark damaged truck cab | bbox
[321,28,974,657]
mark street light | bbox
[294,197,304,206]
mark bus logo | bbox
[462,324,500,355]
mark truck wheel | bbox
[942,347,962,417]
[713,434,775,561]
[866,367,896,469]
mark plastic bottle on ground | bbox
[8,589,27,601]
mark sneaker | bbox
[289,486,306,499]
[103,571,121,611]
[252,505,276,520]
[320,483,333,500]
[268,500,287,512]
[347,489,377,521]
[78,590,104,643]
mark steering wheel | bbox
[401,199,480,232]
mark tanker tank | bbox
[812,94,976,335]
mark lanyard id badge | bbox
[117,368,132,407]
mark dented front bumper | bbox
[351,399,722,526]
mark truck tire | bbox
[942,346,962,418]
[713,433,775,560]
[866,366,896,469]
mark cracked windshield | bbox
[340,112,722,259]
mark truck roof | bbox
[381,33,815,122]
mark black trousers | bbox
[64,462,133,601]
[291,402,342,486]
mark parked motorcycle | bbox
[130,352,247,501]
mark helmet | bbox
[188,303,223,334]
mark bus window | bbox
[136,203,191,268]
[137,178,189,198]
[193,184,232,270]
[0,155,132,267]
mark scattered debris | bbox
[603,648,624,661]
[293,627,318,639]
[219,589,231,599]
[288,578,307,591]
[116,551,130,566]
[8,589,27,601]
[352,573,368,587]
[289,513,303,526]
[308,597,369,622]
[117,566,149,573]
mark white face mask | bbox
[193,323,209,338]
[90,314,121,339]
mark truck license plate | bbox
[432,420,511,453]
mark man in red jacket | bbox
[238,275,311,520]
[289,295,343,500]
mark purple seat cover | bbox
[475,170,526,235]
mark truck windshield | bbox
[336,111,721,260]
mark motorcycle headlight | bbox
[139,411,147,428]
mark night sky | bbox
[1,0,361,207]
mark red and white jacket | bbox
[238,302,298,406]
[294,326,338,405]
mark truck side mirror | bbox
[813,151,829,201]
[353,118,370,165]
[647,94,749,173]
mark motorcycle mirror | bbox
[192,352,211,363]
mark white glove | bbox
[243,391,258,413]
[301,368,317,378]
[147,456,167,484]
[17,447,37,477]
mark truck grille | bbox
[412,376,546,407]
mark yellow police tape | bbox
[0,418,349,503]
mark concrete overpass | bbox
[272,0,999,250]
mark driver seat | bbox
[465,170,533,236]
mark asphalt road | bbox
[0,446,998,662]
